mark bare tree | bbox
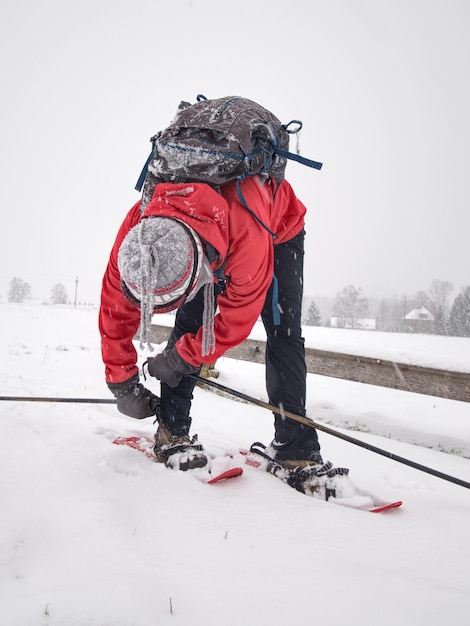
[8,277,32,303]
[332,285,369,329]
[410,290,431,310]
[51,283,69,305]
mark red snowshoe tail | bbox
[207,467,244,484]
[369,501,403,513]
[113,436,155,459]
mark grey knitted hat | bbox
[118,217,215,354]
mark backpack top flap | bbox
[148,96,290,187]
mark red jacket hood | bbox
[142,182,230,268]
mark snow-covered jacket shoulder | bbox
[99,177,306,382]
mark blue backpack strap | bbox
[276,120,323,171]
[235,178,278,239]
[272,273,281,325]
[135,138,156,192]
[274,147,323,171]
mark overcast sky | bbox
[1,0,469,306]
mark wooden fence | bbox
[149,325,470,403]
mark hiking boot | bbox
[153,423,208,471]
[267,438,324,470]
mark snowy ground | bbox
[1,302,470,626]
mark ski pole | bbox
[191,374,470,490]
[0,396,116,404]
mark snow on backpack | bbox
[136,95,323,219]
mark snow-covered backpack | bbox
[136,95,323,214]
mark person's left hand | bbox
[107,373,160,418]
[147,348,199,388]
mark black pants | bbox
[160,230,320,452]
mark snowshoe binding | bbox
[248,442,352,500]
[154,424,208,471]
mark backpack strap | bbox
[235,178,278,239]
[274,147,323,171]
[275,120,323,171]
[135,137,156,192]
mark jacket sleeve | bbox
[175,178,275,366]
[98,203,142,384]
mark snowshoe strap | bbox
[249,442,348,476]
[249,442,349,497]
[249,441,272,460]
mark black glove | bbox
[146,348,199,389]
[107,373,160,419]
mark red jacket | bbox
[99,176,306,383]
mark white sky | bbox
[1,0,469,305]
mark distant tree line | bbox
[4,275,470,336]
[304,279,470,337]
[5,277,69,305]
